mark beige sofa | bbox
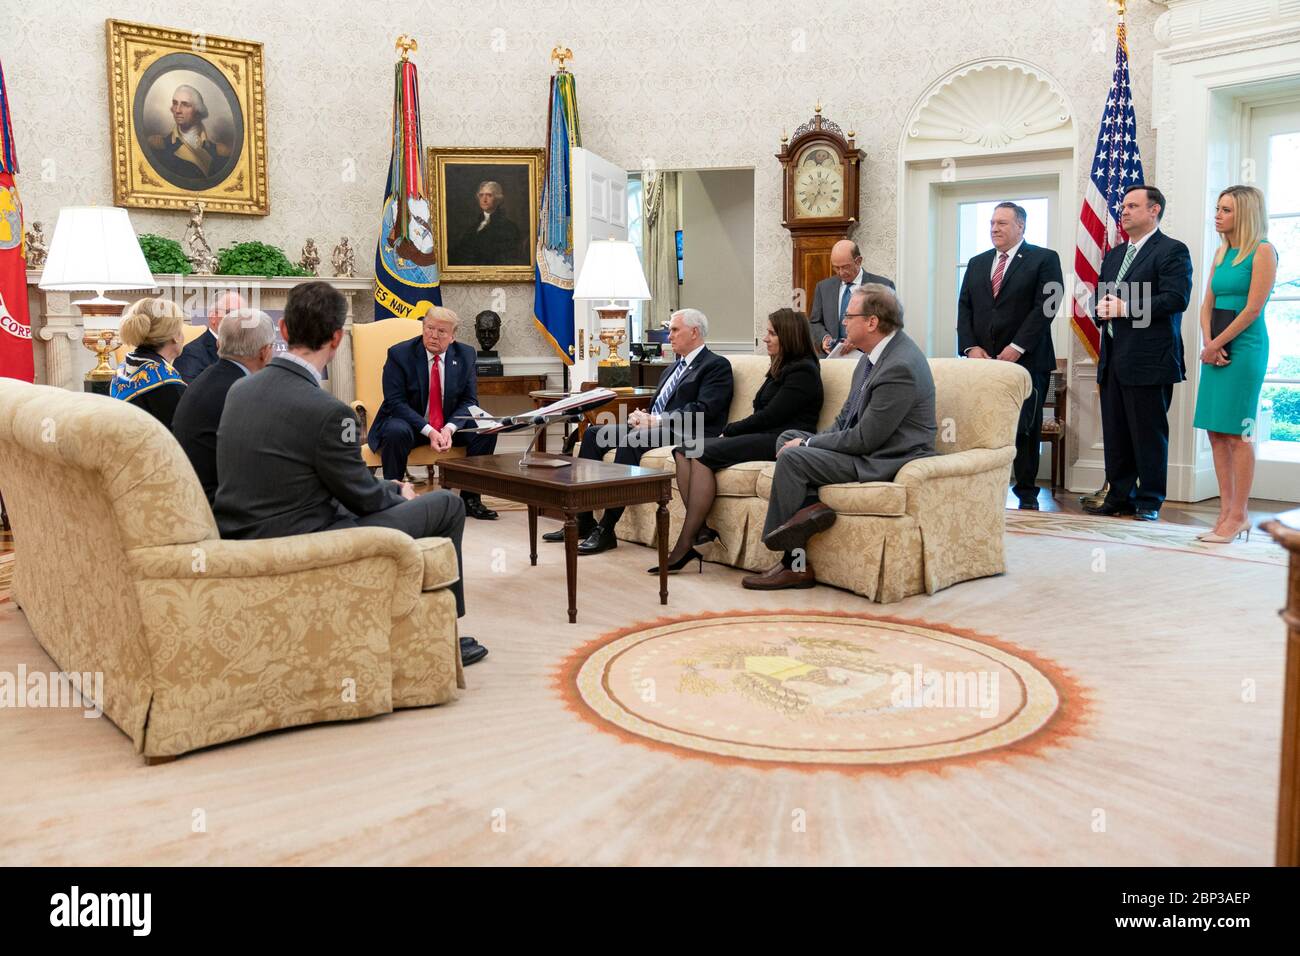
[0,379,463,761]
[608,355,1031,602]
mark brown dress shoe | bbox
[762,502,837,553]
[741,560,817,590]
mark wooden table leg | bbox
[564,512,579,624]
[528,505,538,566]
[657,498,669,605]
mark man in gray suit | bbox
[214,281,487,664]
[807,239,895,357]
[743,284,936,590]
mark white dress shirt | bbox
[280,351,323,385]
[421,349,457,438]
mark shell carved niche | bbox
[909,63,1071,149]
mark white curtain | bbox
[642,171,680,334]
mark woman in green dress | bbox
[1192,185,1278,543]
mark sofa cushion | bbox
[600,445,676,470]
[715,460,768,497]
[817,481,907,516]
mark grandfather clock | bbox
[776,105,862,313]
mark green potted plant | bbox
[137,234,192,275]
[216,241,311,277]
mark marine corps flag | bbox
[0,58,33,382]
[373,39,441,321]
[532,55,581,364]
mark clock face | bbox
[793,145,845,219]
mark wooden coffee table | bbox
[438,453,673,624]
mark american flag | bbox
[1071,17,1145,360]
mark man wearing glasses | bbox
[808,239,895,357]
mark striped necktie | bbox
[650,358,687,415]
[845,358,875,428]
[1106,242,1140,338]
[991,252,1009,297]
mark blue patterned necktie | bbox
[845,358,875,428]
[837,283,852,339]
[651,358,687,415]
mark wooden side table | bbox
[1265,508,1300,866]
[477,374,548,397]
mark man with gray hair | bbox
[541,307,734,555]
[176,289,247,383]
[172,308,276,503]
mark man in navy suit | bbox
[367,307,500,520]
[542,307,735,555]
[1086,184,1193,522]
[175,290,246,384]
[957,202,1064,509]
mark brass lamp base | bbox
[76,299,126,396]
[595,304,630,368]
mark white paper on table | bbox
[825,339,860,359]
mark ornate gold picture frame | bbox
[426,147,542,282]
[107,19,268,216]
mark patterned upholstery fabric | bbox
[0,379,462,760]
[610,355,1030,603]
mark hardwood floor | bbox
[1010,485,1296,530]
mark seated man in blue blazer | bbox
[367,307,499,520]
[542,307,735,555]
[175,290,246,384]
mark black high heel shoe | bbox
[648,547,703,575]
[693,525,724,548]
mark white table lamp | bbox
[38,206,157,392]
[573,237,650,385]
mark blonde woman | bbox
[110,297,188,428]
[1192,185,1278,543]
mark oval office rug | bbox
[562,610,1083,772]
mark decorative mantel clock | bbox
[776,105,863,313]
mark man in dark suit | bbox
[214,281,487,665]
[743,285,937,590]
[366,307,499,520]
[175,290,246,384]
[1086,184,1193,522]
[957,201,1065,510]
[542,307,735,555]
[807,239,895,357]
[172,309,275,502]
[448,181,523,266]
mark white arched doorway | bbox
[896,59,1091,490]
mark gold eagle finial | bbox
[395,35,418,60]
[551,45,573,71]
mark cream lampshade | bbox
[38,206,157,393]
[573,238,650,387]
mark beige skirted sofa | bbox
[0,379,463,762]
[609,355,1032,602]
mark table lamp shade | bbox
[573,237,650,301]
[37,206,156,295]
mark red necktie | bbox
[427,354,444,430]
[991,252,1009,298]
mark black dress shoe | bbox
[460,641,489,666]
[1083,500,1136,517]
[576,526,618,555]
[459,636,480,649]
[543,517,595,542]
[1017,497,1040,511]
[463,498,499,520]
[1133,508,1159,522]
[648,547,703,575]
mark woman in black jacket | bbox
[650,307,823,574]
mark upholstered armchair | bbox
[0,380,463,762]
[611,355,1031,602]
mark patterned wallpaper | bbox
[7,0,1164,357]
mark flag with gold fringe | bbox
[0,58,33,383]
[533,59,581,364]
[374,40,441,321]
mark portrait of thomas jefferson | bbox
[447,179,527,267]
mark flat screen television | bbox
[675,229,684,284]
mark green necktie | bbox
[1106,242,1139,338]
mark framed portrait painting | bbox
[107,19,269,215]
[426,147,542,282]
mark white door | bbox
[570,147,628,384]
